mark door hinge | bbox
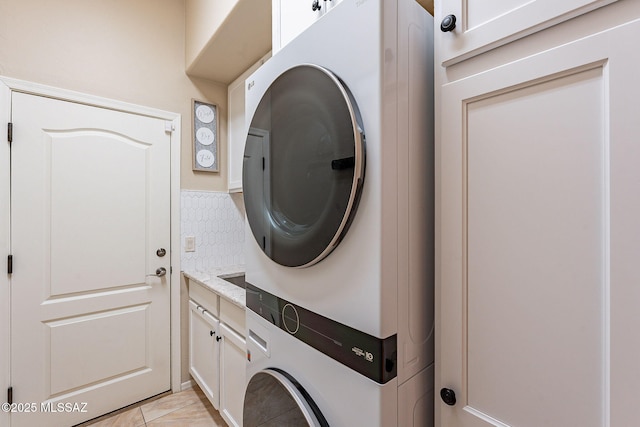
[7,255,12,275]
[164,121,174,133]
[7,387,12,405]
[7,122,12,143]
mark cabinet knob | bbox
[210,330,215,336]
[440,388,457,406]
[216,335,222,342]
[311,0,321,11]
[440,14,457,32]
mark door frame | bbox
[0,78,183,425]
[1,80,10,427]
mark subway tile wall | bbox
[180,190,245,272]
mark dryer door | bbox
[243,368,329,427]
[243,64,365,268]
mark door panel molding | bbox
[47,304,150,396]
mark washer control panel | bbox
[246,282,397,384]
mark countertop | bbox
[183,265,246,308]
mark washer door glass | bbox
[243,64,365,268]
[243,369,328,427]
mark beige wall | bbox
[185,0,236,68]
[0,0,227,191]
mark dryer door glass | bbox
[243,369,328,427]
[243,65,365,268]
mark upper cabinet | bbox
[227,52,271,192]
[185,0,272,84]
[272,0,330,54]
[273,0,432,54]
[437,0,618,66]
[272,0,346,54]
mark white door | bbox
[436,0,618,66]
[439,18,640,427]
[10,92,171,426]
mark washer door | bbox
[243,368,329,427]
[243,64,365,268]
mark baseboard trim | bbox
[181,379,194,391]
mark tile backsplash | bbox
[180,190,245,271]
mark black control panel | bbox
[246,283,397,384]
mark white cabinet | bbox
[219,323,247,427]
[188,282,246,426]
[189,300,220,407]
[227,53,271,192]
[437,0,618,66]
[436,1,640,426]
[218,298,246,427]
[272,0,321,54]
[272,0,342,53]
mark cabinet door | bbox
[219,323,246,427]
[189,301,220,408]
[439,19,640,427]
[437,0,617,66]
[272,0,323,53]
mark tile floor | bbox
[78,385,226,427]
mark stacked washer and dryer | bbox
[241,0,434,425]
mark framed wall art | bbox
[192,99,219,172]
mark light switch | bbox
[185,236,196,252]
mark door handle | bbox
[146,267,167,278]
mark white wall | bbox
[181,191,246,271]
[179,190,245,382]
[185,0,237,68]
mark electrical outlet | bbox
[185,236,196,252]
